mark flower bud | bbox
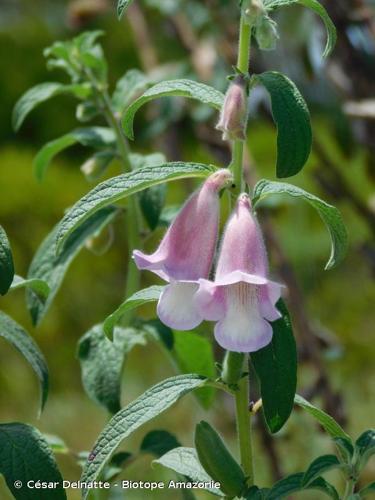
[242,0,266,26]
[80,152,113,182]
[255,15,279,51]
[216,75,249,142]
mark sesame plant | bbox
[0,0,374,499]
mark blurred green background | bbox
[0,0,374,498]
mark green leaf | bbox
[252,179,348,269]
[195,421,246,497]
[130,152,167,230]
[359,482,375,498]
[56,162,215,252]
[112,69,149,113]
[0,311,49,412]
[0,225,14,295]
[142,319,174,350]
[33,127,116,181]
[302,455,342,486]
[254,71,312,178]
[140,430,180,458]
[0,423,66,499]
[122,79,224,139]
[27,207,118,326]
[154,447,224,497]
[251,299,297,433]
[245,486,270,499]
[294,394,350,439]
[334,437,354,464]
[10,275,50,301]
[264,0,336,57]
[267,472,339,499]
[78,325,146,414]
[12,82,91,131]
[81,374,205,497]
[355,429,375,470]
[44,434,69,454]
[173,331,216,409]
[103,286,164,339]
[117,0,134,19]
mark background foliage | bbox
[0,0,374,498]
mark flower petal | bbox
[133,249,169,281]
[157,281,202,330]
[259,282,283,322]
[213,282,273,352]
[195,279,225,321]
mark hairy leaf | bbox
[334,437,354,464]
[80,374,206,498]
[0,423,66,499]
[12,82,91,131]
[10,275,50,301]
[355,429,375,470]
[254,71,312,177]
[112,69,149,113]
[33,127,116,181]
[123,79,224,139]
[56,162,215,252]
[103,285,164,339]
[302,455,342,486]
[154,447,223,496]
[130,152,167,230]
[27,207,118,326]
[78,325,146,414]
[0,312,49,412]
[359,482,375,498]
[173,332,216,409]
[294,394,350,439]
[140,430,180,458]
[117,0,134,19]
[264,0,336,57]
[267,472,339,499]
[251,299,297,433]
[253,179,348,269]
[0,225,14,295]
[195,421,246,497]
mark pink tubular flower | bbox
[216,74,249,141]
[133,169,232,330]
[196,193,283,352]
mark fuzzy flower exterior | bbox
[196,193,283,352]
[216,75,249,141]
[133,169,232,330]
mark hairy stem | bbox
[86,71,141,319]
[231,12,251,193]
[227,7,255,487]
[235,369,254,486]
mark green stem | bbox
[343,477,356,499]
[227,7,254,487]
[222,351,245,385]
[231,10,252,195]
[85,71,141,317]
[235,370,254,486]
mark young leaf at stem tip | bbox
[252,179,348,270]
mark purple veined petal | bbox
[195,279,225,321]
[213,270,270,287]
[133,249,170,281]
[259,282,283,322]
[157,281,203,330]
[213,282,274,353]
[133,169,232,283]
[215,193,268,278]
